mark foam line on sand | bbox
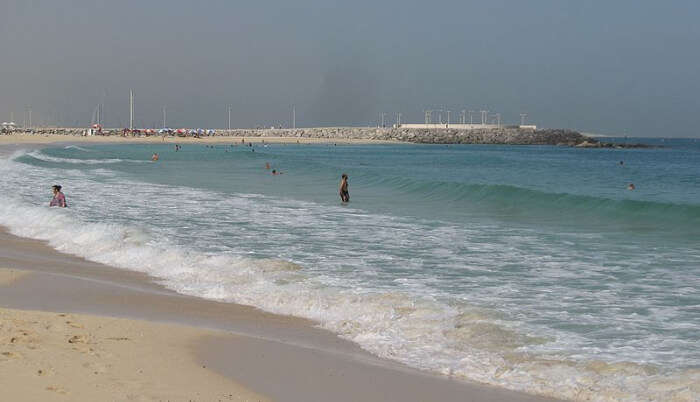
[0,227,557,402]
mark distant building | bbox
[393,123,537,130]
[396,123,500,130]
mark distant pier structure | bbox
[395,110,536,130]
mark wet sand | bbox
[0,227,557,401]
[0,282,266,401]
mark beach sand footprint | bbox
[1,351,21,360]
[68,334,88,344]
[82,361,110,375]
[7,329,40,348]
[45,385,69,395]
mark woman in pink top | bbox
[49,185,67,207]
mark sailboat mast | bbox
[129,90,134,130]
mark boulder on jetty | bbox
[575,139,653,149]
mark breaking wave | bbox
[0,147,698,401]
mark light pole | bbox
[129,90,134,130]
[469,110,474,125]
[480,110,488,125]
[520,113,527,126]
[292,105,296,129]
[227,105,232,130]
[163,106,167,128]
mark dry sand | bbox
[0,269,267,402]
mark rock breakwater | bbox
[218,127,590,145]
[2,126,650,147]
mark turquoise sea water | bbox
[1,139,698,400]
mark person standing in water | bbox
[339,174,349,202]
[49,185,67,207]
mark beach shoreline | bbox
[0,268,267,402]
[1,137,696,401]
[0,226,556,401]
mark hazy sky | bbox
[1,0,699,136]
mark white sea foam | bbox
[63,145,92,152]
[24,150,137,164]
[0,151,698,401]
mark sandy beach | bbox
[4,1,698,399]
[0,227,556,402]
[0,271,266,402]
[4,2,698,399]
[0,137,560,401]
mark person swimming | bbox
[628,183,635,190]
[339,174,349,202]
[151,153,159,161]
[49,185,67,207]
